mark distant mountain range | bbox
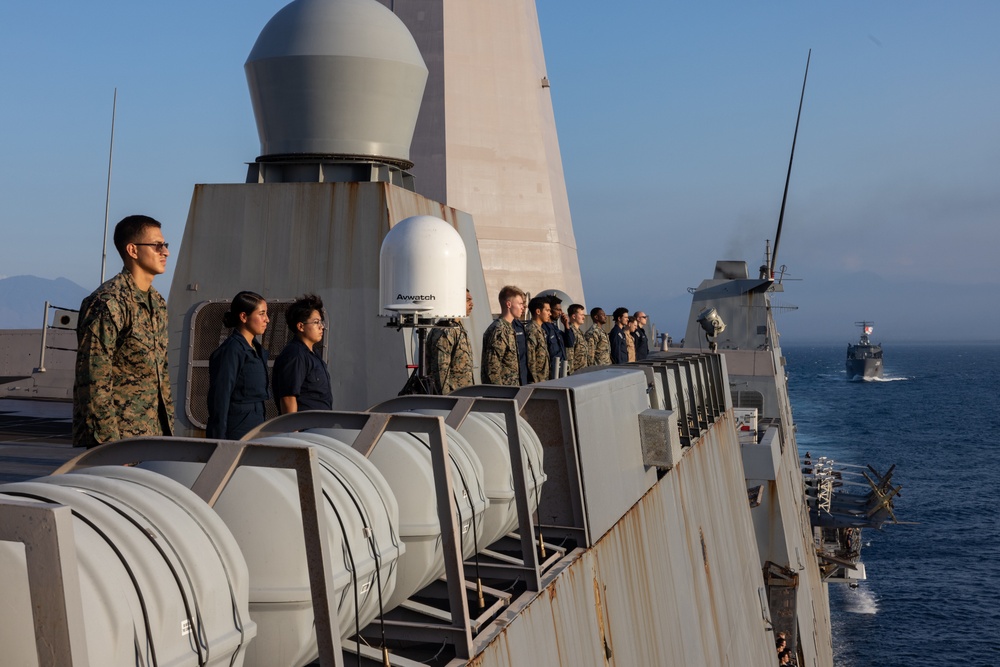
[0,276,90,329]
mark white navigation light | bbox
[380,215,467,319]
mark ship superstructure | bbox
[681,260,834,660]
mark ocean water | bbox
[782,343,1000,667]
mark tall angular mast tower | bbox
[380,1,584,305]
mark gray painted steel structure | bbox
[2,347,806,666]
[246,0,427,162]
[0,0,839,663]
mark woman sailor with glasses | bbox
[206,291,271,439]
[272,294,333,413]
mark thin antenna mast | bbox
[100,87,117,283]
[769,50,810,279]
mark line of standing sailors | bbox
[477,285,650,391]
[206,287,654,435]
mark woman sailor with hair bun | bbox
[206,291,270,439]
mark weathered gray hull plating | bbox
[471,409,782,667]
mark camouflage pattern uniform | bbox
[569,323,592,373]
[426,320,474,394]
[481,318,519,386]
[524,321,550,384]
[73,270,174,448]
[585,324,612,366]
[625,328,636,362]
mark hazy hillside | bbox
[0,276,90,329]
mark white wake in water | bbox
[842,585,879,615]
[848,374,909,382]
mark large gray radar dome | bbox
[245,0,428,164]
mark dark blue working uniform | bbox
[207,331,269,439]
[272,338,333,411]
[543,322,576,378]
[512,319,530,386]
[633,327,649,361]
[609,324,629,364]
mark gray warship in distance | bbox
[0,1,901,666]
[846,321,883,379]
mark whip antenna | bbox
[100,87,117,283]
[770,50,811,278]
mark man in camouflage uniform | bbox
[567,303,592,373]
[585,307,612,366]
[426,289,475,394]
[524,295,551,383]
[481,285,528,386]
[73,215,174,448]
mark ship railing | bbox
[630,352,729,447]
[35,301,80,373]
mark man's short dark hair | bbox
[528,295,548,317]
[590,307,604,319]
[113,215,162,261]
[612,307,629,321]
[544,293,562,307]
[286,294,325,330]
[568,303,585,317]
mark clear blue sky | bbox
[1,1,997,341]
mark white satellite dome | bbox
[380,215,467,319]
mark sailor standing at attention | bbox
[609,307,631,364]
[426,289,476,394]
[73,215,174,448]
[272,294,333,413]
[625,317,638,362]
[566,303,592,373]
[632,310,649,361]
[206,291,270,439]
[542,294,576,379]
[481,285,528,386]
[524,295,551,384]
[585,307,612,366]
[632,310,650,361]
